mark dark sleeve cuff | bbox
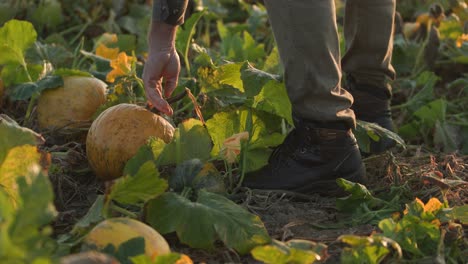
[153,0,189,26]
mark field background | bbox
[0,0,467,263]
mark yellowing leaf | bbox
[96,43,119,60]
[0,145,42,207]
[423,197,443,213]
[106,52,136,83]
[219,131,249,163]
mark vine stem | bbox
[110,203,138,218]
[24,93,38,125]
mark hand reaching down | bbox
[142,22,180,116]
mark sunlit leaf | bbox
[251,239,324,264]
[109,161,167,205]
[0,20,37,65]
[0,115,43,164]
[157,119,212,165]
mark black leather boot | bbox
[243,120,366,196]
[346,76,396,154]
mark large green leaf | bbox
[108,161,167,206]
[157,119,212,165]
[145,190,271,254]
[252,80,292,124]
[243,148,271,173]
[241,31,266,63]
[0,63,43,87]
[218,62,244,92]
[241,62,278,97]
[9,75,63,101]
[0,20,37,65]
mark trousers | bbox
[264,0,396,128]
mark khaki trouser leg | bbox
[264,0,355,128]
[342,0,396,94]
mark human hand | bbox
[142,22,180,116]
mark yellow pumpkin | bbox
[86,103,174,180]
[83,218,170,260]
[37,76,107,129]
[60,251,120,264]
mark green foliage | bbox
[176,11,206,75]
[29,0,64,31]
[158,119,212,165]
[355,120,405,154]
[108,161,168,206]
[100,237,146,264]
[378,198,450,261]
[169,159,226,194]
[0,115,41,163]
[0,19,37,65]
[0,19,40,87]
[169,159,205,192]
[251,239,326,264]
[9,75,63,101]
[336,179,409,225]
[342,197,467,263]
[1,0,467,262]
[205,109,284,172]
[0,116,56,264]
[339,235,401,264]
[145,190,271,254]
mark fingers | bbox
[142,51,180,116]
[142,60,173,116]
[145,79,174,116]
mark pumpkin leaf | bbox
[108,161,167,206]
[0,20,37,65]
[145,190,271,254]
[9,75,63,101]
[251,239,325,264]
[157,119,212,165]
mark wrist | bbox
[148,21,178,52]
